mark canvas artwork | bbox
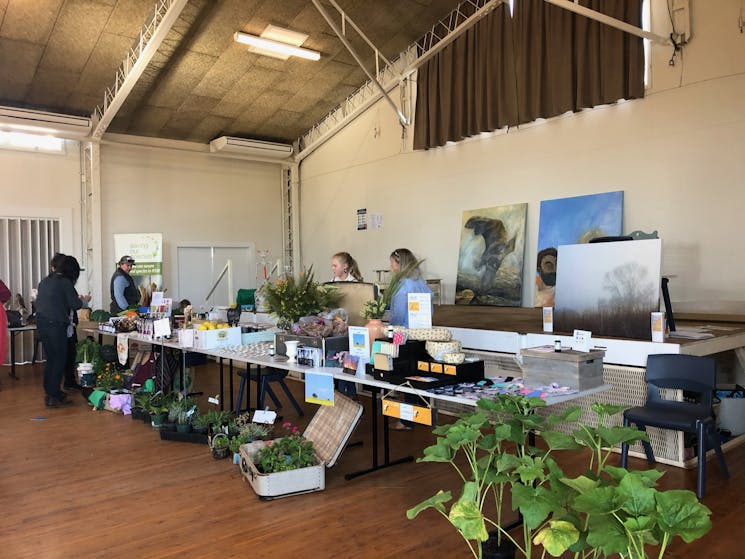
[554,239,662,340]
[534,191,624,308]
[455,203,527,306]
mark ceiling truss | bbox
[90,0,188,140]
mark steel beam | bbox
[310,0,408,128]
[90,0,188,139]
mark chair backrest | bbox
[324,281,378,327]
[645,354,716,409]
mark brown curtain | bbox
[414,0,645,150]
[572,0,645,109]
[413,4,518,151]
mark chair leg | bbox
[707,425,730,479]
[234,374,247,414]
[640,434,656,465]
[278,378,304,417]
[264,380,283,409]
[697,420,706,499]
[621,416,630,468]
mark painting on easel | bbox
[455,203,527,306]
[534,191,624,307]
[554,239,662,339]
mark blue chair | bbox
[620,354,729,499]
[235,366,304,417]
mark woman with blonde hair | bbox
[331,252,363,282]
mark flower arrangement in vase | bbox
[261,266,341,331]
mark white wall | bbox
[298,0,745,308]
[0,140,80,258]
[100,143,285,306]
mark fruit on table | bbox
[196,321,230,331]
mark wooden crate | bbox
[520,347,605,390]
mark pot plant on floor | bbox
[211,433,230,459]
[407,395,713,559]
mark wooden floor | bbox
[1,360,744,559]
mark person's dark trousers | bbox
[64,327,77,387]
[37,319,68,399]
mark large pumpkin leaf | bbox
[533,520,580,557]
[406,490,452,519]
[656,490,712,542]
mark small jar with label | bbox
[554,340,562,352]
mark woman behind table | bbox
[331,252,363,282]
[388,248,432,430]
[36,255,90,407]
[331,252,363,398]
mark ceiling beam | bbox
[543,0,671,45]
[310,0,408,128]
[90,0,189,140]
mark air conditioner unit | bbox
[0,105,91,137]
[209,136,293,159]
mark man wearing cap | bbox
[110,256,140,314]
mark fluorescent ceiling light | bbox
[234,29,320,61]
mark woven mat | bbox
[304,392,363,466]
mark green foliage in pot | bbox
[201,409,233,432]
[533,403,713,558]
[146,392,170,415]
[407,395,712,559]
[229,431,254,454]
[75,337,104,373]
[255,422,316,473]
[239,421,272,440]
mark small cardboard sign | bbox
[381,398,433,426]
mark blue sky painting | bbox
[537,191,624,251]
[534,191,623,307]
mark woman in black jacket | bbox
[36,255,90,407]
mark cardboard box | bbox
[274,333,348,365]
[193,326,241,349]
[520,347,605,390]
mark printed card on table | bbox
[407,292,432,329]
[305,370,335,406]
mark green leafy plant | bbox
[534,403,713,559]
[261,266,341,329]
[75,337,104,373]
[201,409,233,432]
[240,422,272,440]
[360,298,387,320]
[407,395,712,559]
[211,434,229,450]
[255,422,316,473]
[146,392,170,415]
[193,412,210,429]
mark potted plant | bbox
[176,410,192,434]
[210,433,230,459]
[95,362,125,392]
[533,403,714,559]
[192,412,210,435]
[407,395,713,559]
[131,392,151,422]
[147,392,169,430]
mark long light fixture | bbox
[234,31,320,61]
